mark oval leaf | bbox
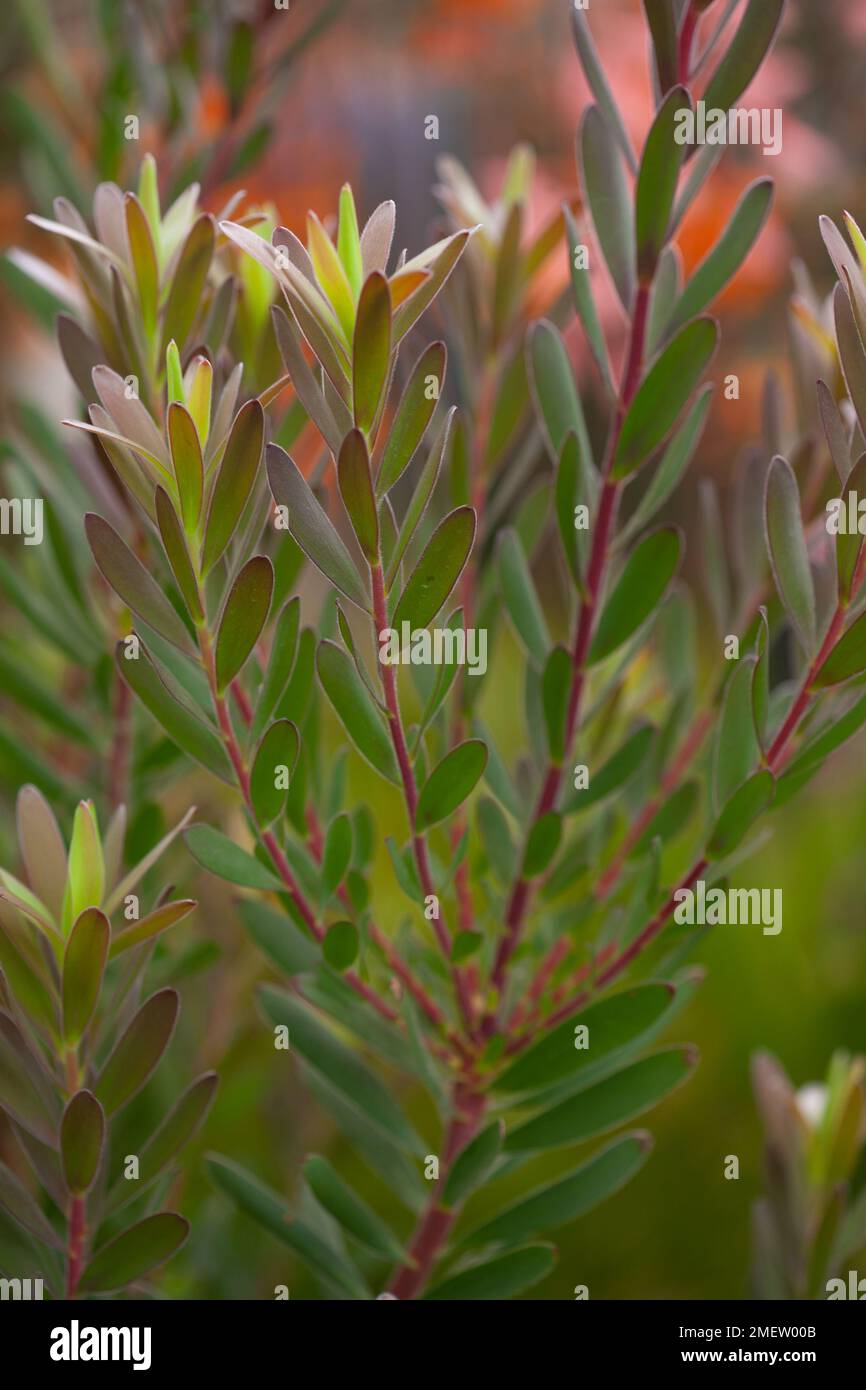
[61,1090,104,1195]
[416,740,487,831]
[215,555,273,694]
[96,989,179,1115]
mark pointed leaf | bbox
[215,555,273,693]
[707,769,776,859]
[86,513,194,653]
[202,399,264,576]
[589,527,681,664]
[267,444,369,609]
[115,640,231,781]
[635,86,691,281]
[338,429,379,562]
[579,105,635,313]
[392,506,475,632]
[79,1212,189,1294]
[376,342,447,496]
[96,989,179,1115]
[184,823,281,890]
[425,1244,556,1300]
[167,402,204,534]
[62,908,108,1043]
[415,740,487,831]
[353,272,391,433]
[764,455,816,653]
[613,318,718,478]
[109,899,196,959]
[317,639,399,782]
[670,179,774,332]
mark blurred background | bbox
[1,0,865,1299]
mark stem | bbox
[107,668,132,811]
[489,285,651,1008]
[65,1194,86,1299]
[370,562,476,1033]
[387,1084,485,1299]
[196,620,399,1024]
[678,2,700,85]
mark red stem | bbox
[387,1084,485,1299]
[65,1194,86,1299]
[678,2,700,85]
[489,285,651,1006]
[371,563,476,1033]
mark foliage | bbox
[2,0,866,1302]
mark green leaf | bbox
[495,982,675,1095]
[714,657,760,808]
[464,1131,651,1249]
[124,192,158,337]
[632,780,698,855]
[303,1155,406,1261]
[109,899,196,959]
[271,304,343,457]
[0,925,59,1048]
[0,1156,62,1248]
[62,800,104,933]
[834,282,866,440]
[612,318,718,478]
[15,784,67,923]
[814,611,866,688]
[564,724,655,814]
[79,1212,189,1294]
[155,487,203,623]
[62,907,108,1044]
[477,798,516,883]
[542,646,572,764]
[505,1046,697,1152]
[392,506,475,632]
[643,0,679,94]
[527,319,591,466]
[236,899,320,976]
[184,823,281,890]
[765,455,816,654]
[384,409,456,587]
[702,0,786,117]
[259,986,421,1150]
[451,930,482,964]
[61,1090,104,1195]
[619,386,712,542]
[425,1243,556,1300]
[570,8,636,173]
[353,273,391,433]
[267,444,369,610]
[337,185,364,296]
[442,1121,503,1208]
[252,598,300,739]
[206,1155,367,1299]
[497,528,550,666]
[578,105,635,312]
[215,555,273,694]
[635,85,691,280]
[835,454,866,601]
[376,341,447,496]
[161,214,214,354]
[86,513,193,653]
[322,814,352,899]
[132,1072,218,1193]
[202,399,264,576]
[707,770,776,859]
[669,179,774,332]
[523,812,562,879]
[415,740,488,831]
[392,229,472,344]
[167,403,204,534]
[96,989,179,1115]
[115,640,231,782]
[589,528,681,664]
[317,639,399,782]
[250,720,299,826]
[338,429,379,562]
[323,920,359,973]
[564,205,613,394]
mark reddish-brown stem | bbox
[231,680,254,728]
[107,668,132,811]
[532,572,866,1034]
[489,285,651,1006]
[678,1,700,85]
[387,1084,485,1299]
[304,806,468,1051]
[65,1194,86,1299]
[370,563,476,1033]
